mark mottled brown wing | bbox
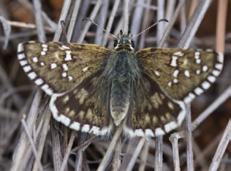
[125,74,186,137]
[49,73,112,136]
[17,42,111,95]
[136,48,223,103]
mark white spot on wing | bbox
[155,128,165,136]
[82,124,90,132]
[173,78,178,83]
[18,53,25,60]
[145,129,154,137]
[59,115,71,126]
[202,65,208,72]
[194,51,201,63]
[184,93,195,103]
[28,72,37,80]
[154,70,160,76]
[170,56,178,67]
[89,126,100,135]
[194,51,200,59]
[35,78,44,85]
[184,70,190,78]
[196,59,201,64]
[40,62,45,66]
[23,66,32,72]
[62,63,68,71]
[202,81,210,90]
[42,44,48,48]
[70,122,80,130]
[189,93,196,100]
[194,87,203,95]
[42,44,48,52]
[41,85,53,95]
[62,72,67,77]
[215,63,223,70]
[184,96,191,103]
[208,75,216,83]
[212,70,220,76]
[20,60,28,66]
[41,51,46,56]
[64,51,72,61]
[17,43,24,53]
[134,129,144,136]
[217,52,224,63]
[32,57,38,63]
[196,69,201,75]
[82,66,89,72]
[45,88,54,96]
[50,63,57,69]
[173,70,179,77]
[46,89,53,96]
[68,76,73,81]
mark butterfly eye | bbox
[114,40,118,47]
[131,40,135,48]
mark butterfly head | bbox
[114,30,135,51]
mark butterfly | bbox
[17,30,223,137]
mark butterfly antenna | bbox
[82,18,117,39]
[60,20,69,44]
[133,19,168,38]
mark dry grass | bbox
[0,0,230,171]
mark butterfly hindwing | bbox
[125,73,186,137]
[17,42,111,95]
[136,48,223,103]
[49,72,112,136]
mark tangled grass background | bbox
[0,0,230,170]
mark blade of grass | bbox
[32,0,46,42]
[155,136,163,171]
[215,0,228,53]
[78,0,102,43]
[177,0,213,48]
[209,120,231,171]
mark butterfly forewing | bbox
[17,42,111,95]
[136,48,223,103]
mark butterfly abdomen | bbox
[110,78,130,126]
